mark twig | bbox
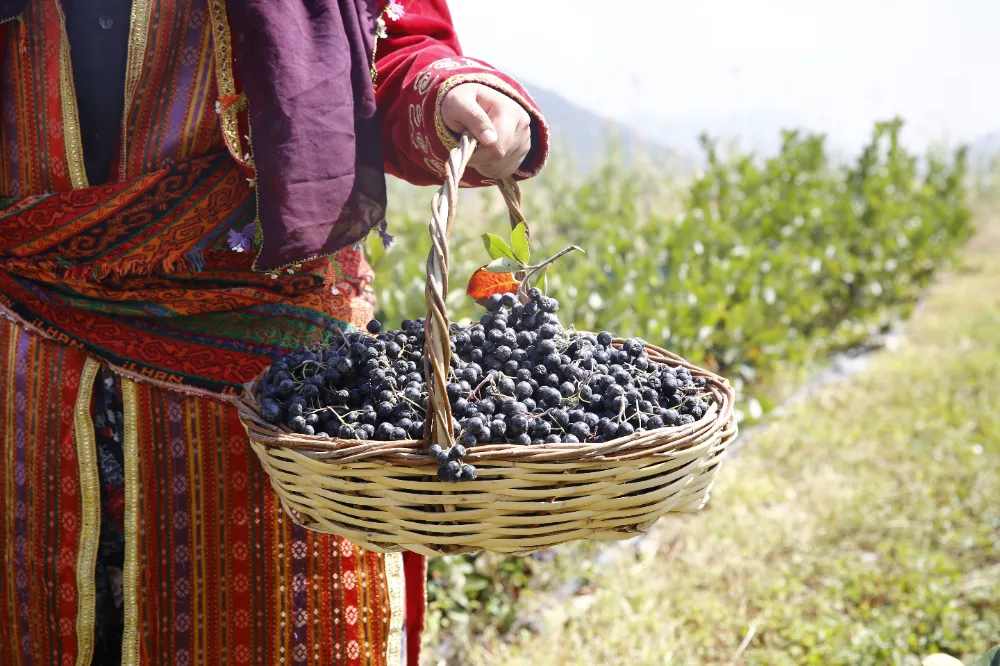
[727,624,757,666]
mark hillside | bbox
[518,83,689,172]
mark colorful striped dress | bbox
[0,1,548,665]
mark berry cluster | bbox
[255,288,709,482]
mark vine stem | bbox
[516,245,584,300]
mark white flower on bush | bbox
[809,258,822,274]
[763,287,777,305]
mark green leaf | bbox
[482,233,516,261]
[975,646,1000,666]
[510,222,530,264]
[484,257,521,273]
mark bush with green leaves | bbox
[364,118,973,634]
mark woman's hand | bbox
[440,82,532,180]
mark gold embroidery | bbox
[3,326,19,655]
[121,378,141,666]
[433,70,549,178]
[55,4,88,189]
[74,358,101,666]
[207,0,252,171]
[385,552,405,666]
[120,0,153,177]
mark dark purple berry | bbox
[276,379,295,398]
[509,415,528,434]
[490,419,507,439]
[569,422,591,441]
[537,386,561,407]
[260,398,282,424]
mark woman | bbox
[0,1,548,665]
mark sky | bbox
[446,0,1000,156]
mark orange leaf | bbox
[466,267,520,302]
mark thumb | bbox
[451,97,498,147]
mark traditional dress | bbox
[0,1,548,665]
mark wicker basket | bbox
[238,136,738,557]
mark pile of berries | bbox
[255,288,710,482]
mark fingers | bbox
[441,83,498,147]
[439,83,533,180]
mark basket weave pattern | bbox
[239,136,738,556]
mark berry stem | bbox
[516,246,583,299]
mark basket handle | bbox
[423,134,527,451]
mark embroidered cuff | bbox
[422,58,550,186]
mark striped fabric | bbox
[0,318,93,666]
[0,315,404,665]
[0,2,410,664]
[123,379,394,665]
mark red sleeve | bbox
[372,0,550,187]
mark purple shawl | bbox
[0,0,388,272]
[226,0,388,271]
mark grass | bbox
[441,215,1000,665]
